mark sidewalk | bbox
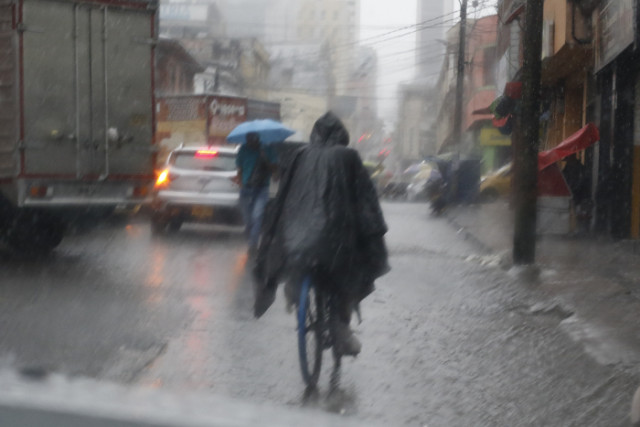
[448,201,640,369]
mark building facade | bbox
[156,38,204,95]
[434,21,473,156]
[159,1,270,100]
[493,0,640,239]
[591,0,639,238]
[464,15,505,174]
[396,82,437,165]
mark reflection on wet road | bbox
[0,205,638,426]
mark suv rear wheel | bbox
[167,218,183,232]
[150,215,168,234]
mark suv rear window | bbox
[172,151,236,171]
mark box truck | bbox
[0,0,158,252]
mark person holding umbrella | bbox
[228,120,294,255]
[232,131,278,256]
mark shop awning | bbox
[472,106,492,115]
[538,163,571,197]
[505,4,525,24]
[537,123,600,171]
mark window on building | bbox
[483,46,497,86]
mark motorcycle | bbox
[427,178,448,215]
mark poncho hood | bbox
[310,112,349,147]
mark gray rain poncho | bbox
[254,112,389,303]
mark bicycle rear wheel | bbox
[297,275,323,387]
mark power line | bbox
[355,10,459,46]
[287,23,498,77]
[272,11,463,62]
[268,16,461,64]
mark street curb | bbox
[445,208,514,270]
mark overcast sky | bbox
[360,0,419,127]
[361,0,497,128]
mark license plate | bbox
[191,206,213,218]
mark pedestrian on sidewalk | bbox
[562,155,591,233]
[233,132,278,256]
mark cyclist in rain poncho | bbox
[253,112,390,356]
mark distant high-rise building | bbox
[443,0,455,21]
[159,1,226,39]
[296,0,360,97]
[212,0,367,137]
[415,0,446,80]
[214,0,270,39]
[214,0,309,45]
[215,0,359,96]
[263,0,302,44]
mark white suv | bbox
[150,145,241,232]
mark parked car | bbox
[150,145,242,232]
[479,162,512,201]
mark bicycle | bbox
[297,274,341,388]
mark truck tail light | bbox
[155,169,171,187]
[132,186,149,198]
[29,185,50,198]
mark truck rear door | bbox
[21,0,155,180]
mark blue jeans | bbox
[239,186,269,248]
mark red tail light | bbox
[195,150,218,158]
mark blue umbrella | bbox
[226,119,295,145]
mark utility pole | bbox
[449,0,468,205]
[452,0,467,164]
[319,41,336,109]
[513,0,544,264]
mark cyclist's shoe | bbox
[248,244,258,259]
[284,281,298,314]
[254,283,276,318]
[333,322,361,357]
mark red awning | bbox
[493,115,510,128]
[504,81,522,99]
[537,123,600,171]
[538,163,571,197]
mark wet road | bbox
[0,203,638,426]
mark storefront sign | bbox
[596,0,635,71]
[480,126,511,147]
[247,99,281,121]
[156,96,209,163]
[157,95,278,148]
[208,96,247,143]
[159,4,209,22]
